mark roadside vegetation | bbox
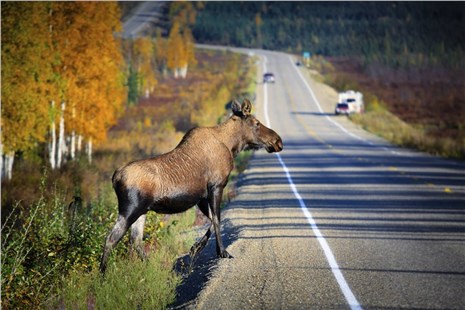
[1,47,256,309]
[307,56,465,159]
[2,2,257,308]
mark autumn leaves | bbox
[2,2,125,177]
[1,2,199,179]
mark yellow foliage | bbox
[1,2,52,153]
[49,2,126,144]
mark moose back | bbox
[100,99,283,273]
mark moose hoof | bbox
[219,250,233,259]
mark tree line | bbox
[1,2,126,179]
[193,2,465,69]
[1,2,198,180]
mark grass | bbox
[350,109,465,158]
[55,210,196,310]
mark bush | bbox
[1,172,118,309]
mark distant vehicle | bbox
[263,73,275,83]
[335,90,364,115]
[335,103,350,115]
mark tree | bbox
[133,37,158,98]
[167,21,185,78]
[166,2,197,78]
[1,2,127,178]
[255,12,263,48]
[50,2,126,164]
[1,2,54,179]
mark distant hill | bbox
[193,2,465,69]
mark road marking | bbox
[287,55,409,157]
[262,55,362,310]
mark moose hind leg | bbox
[129,214,147,260]
[190,225,212,258]
[100,215,129,274]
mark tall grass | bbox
[1,171,119,309]
[349,89,465,158]
[56,210,196,310]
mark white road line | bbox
[288,56,370,143]
[286,55,414,157]
[263,55,362,310]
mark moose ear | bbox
[242,99,252,116]
[232,100,244,117]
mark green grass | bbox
[54,209,196,310]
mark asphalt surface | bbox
[122,1,167,38]
[170,49,465,309]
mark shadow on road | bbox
[169,137,465,308]
[168,218,240,309]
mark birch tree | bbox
[49,101,57,169]
[1,2,54,179]
[1,2,126,176]
[50,2,126,163]
[133,37,158,98]
[166,2,197,78]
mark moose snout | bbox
[266,136,283,153]
[276,137,283,152]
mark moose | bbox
[99,98,283,273]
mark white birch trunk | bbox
[77,135,82,153]
[49,101,56,169]
[180,64,188,78]
[2,151,15,180]
[86,138,92,164]
[6,152,14,180]
[70,107,76,160]
[70,132,76,160]
[57,101,66,168]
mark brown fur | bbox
[99,99,283,273]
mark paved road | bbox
[171,49,465,309]
[122,1,168,38]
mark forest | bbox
[194,2,465,69]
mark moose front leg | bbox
[208,185,233,259]
[190,199,213,258]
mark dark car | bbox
[263,73,275,83]
[335,103,350,115]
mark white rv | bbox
[336,90,364,115]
